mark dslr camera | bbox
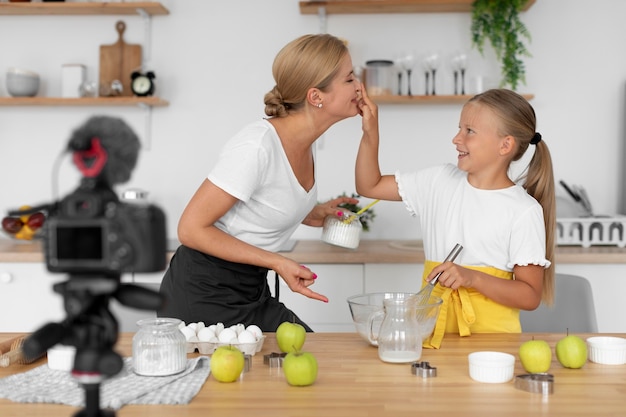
[45,179,166,275]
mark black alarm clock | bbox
[130,71,156,97]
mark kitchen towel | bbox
[0,356,210,410]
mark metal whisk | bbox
[412,243,463,306]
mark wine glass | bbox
[398,51,417,96]
[451,52,468,95]
[393,55,404,96]
[423,51,440,95]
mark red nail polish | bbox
[312,274,318,279]
[337,211,343,217]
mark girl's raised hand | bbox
[357,82,378,136]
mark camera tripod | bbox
[22,274,163,417]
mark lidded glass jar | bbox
[132,317,187,376]
[321,211,362,249]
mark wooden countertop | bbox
[1,238,625,265]
[1,332,625,416]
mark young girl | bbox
[355,88,556,348]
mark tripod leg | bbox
[74,383,115,417]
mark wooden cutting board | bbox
[99,21,142,97]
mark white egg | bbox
[215,322,225,336]
[187,322,198,332]
[178,321,186,330]
[195,322,206,331]
[187,335,199,343]
[208,336,219,343]
[217,328,237,343]
[197,327,216,342]
[179,326,196,341]
[229,323,245,335]
[237,330,256,344]
[246,324,263,340]
[207,324,217,333]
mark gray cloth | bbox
[0,356,210,410]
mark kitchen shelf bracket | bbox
[136,7,152,68]
[317,6,327,33]
[138,102,153,150]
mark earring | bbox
[317,103,323,108]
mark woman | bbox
[355,88,556,348]
[159,34,365,332]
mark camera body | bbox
[44,179,166,275]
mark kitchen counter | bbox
[1,332,625,416]
[1,238,625,264]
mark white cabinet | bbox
[364,264,424,293]
[267,264,364,332]
[0,263,66,333]
[0,264,164,333]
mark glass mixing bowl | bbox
[347,292,443,346]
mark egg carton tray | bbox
[187,335,266,356]
[556,217,626,248]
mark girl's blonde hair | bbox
[264,34,348,117]
[469,89,556,305]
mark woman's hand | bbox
[274,259,328,303]
[301,196,359,227]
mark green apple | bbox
[556,335,588,369]
[519,339,552,373]
[276,321,306,353]
[283,351,318,386]
[210,345,245,382]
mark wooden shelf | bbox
[0,2,169,16]
[299,0,535,14]
[0,97,169,107]
[371,94,534,104]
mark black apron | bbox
[158,245,312,332]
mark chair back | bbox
[520,273,598,333]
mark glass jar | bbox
[132,317,187,376]
[365,59,394,96]
[321,211,362,249]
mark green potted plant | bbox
[471,0,532,90]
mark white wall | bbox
[1,0,625,243]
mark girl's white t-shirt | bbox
[208,119,317,252]
[396,164,550,271]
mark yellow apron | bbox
[422,260,520,349]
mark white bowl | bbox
[47,344,76,371]
[6,68,40,97]
[321,211,362,249]
[468,351,515,383]
[587,336,626,365]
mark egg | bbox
[195,322,206,331]
[187,335,199,343]
[229,323,245,335]
[217,328,237,343]
[207,324,217,333]
[197,327,216,342]
[246,324,263,340]
[179,326,196,341]
[237,330,256,344]
[215,322,225,336]
[187,322,198,332]
[178,321,187,330]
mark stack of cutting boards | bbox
[99,21,142,97]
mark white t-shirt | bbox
[395,164,550,272]
[208,119,318,252]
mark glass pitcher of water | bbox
[368,296,422,363]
